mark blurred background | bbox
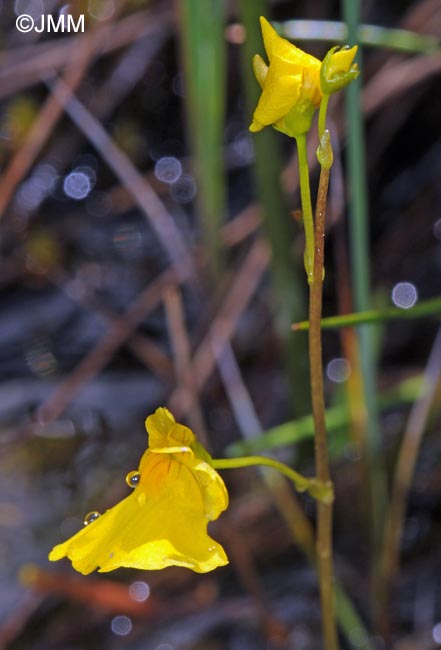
[0,0,440,648]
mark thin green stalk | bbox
[318,95,330,140]
[295,134,315,283]
[213,456,333,504]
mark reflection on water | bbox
[391,281,418,309]
[111,614,132,636]
[129,580,150,602]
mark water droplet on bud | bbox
[126,471,141,488]
[84,511,101,526]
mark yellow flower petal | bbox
[49,408,229,575]
[260,16,321,73]
[249,118,264,133]
[252,54,268,90]
[190,457,229,520]
[252,71,302,128]
[249,17,322,137]
[146,407,195,450]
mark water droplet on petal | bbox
[84,511,101,526]
[126,471,141,488]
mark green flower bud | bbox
[320,45,359,95]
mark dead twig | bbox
[0,592,45,648]
[163,286,209,445]
[214,341,316,561]
[0,9,170,99]
[162,287,277,641]
[362,55,441,116]
[23,27,169,194]
[46,77,196,284]
[169,238,270,418]
[34,269,177,428]
[379,327,441,636]
[0,1,124,219]
[48,268,174,382]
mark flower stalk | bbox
[247,17,360,649]
[309,155,338,650]
[213,456,333,504]
[295,134,315,283]
[295,120,338,649]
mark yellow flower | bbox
[250,16,322,137]
[49,408,229,574]
[320,45,359,94]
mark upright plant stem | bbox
[309,164,338,650]
[295,134,315,283]
[297,129,338,648]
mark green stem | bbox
[318,94,330,139]
[213,456,333,504]
[342,0,387,627]
[295,134,315,283]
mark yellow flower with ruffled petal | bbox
[250,16,322,137]
[49,408,229,574]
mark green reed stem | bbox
[238,0,311,416]
[179,0,226,279]
[342,0,387,626]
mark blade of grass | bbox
[237,0,310,416]
[226,374,424,456]
[178,0,226,279]
[292,296,441,330]
[342,0,388,585]
[278,20,440,54]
